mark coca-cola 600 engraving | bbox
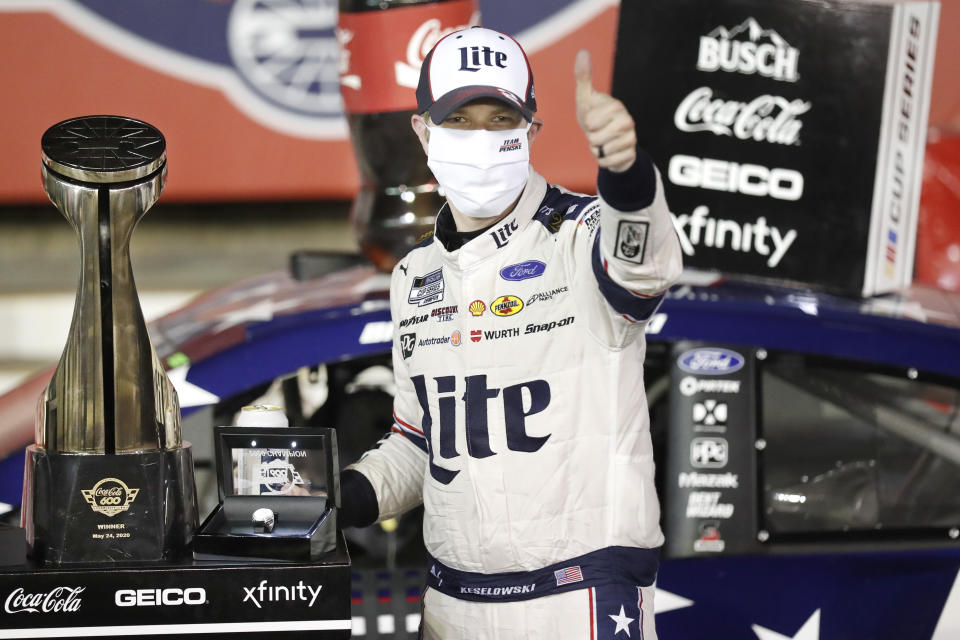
[80,478,140,518]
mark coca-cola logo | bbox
[394,14,479,89]
[674,86,811,146]
[4,587,84,614]
[81,477,139,517]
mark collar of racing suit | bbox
[429,166,548,270]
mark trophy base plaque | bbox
[22,445,197,565]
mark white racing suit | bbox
[349,152,683,639]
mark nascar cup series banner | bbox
[0,0,618,203]
[614,0,939,296]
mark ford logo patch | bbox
[677,348,745,375]
[499,260,546,282]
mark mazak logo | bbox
[81,477,139,517]
[690,437,729,469]
[678,348,745,375]
[5,587,84,614]
[115,588,206,607]
[400,333,416,359]
[697,18,800,83]
[242,580,323,609]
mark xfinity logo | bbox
[697,18,800,83]
[242,580,323,609]
[672,206,797,269]
[115,588,206,607]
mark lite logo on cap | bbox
[416,27,536,124]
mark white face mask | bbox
[426,124,531,219]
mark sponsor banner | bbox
[337,0,478,114]
[0,1,620,202]
[0,557,350,633]
[666,341,756,558]
[613,0,938,295]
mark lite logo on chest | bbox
[412,374,551,484]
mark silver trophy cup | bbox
[22,116,197,564]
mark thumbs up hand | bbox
[574,50,636,173]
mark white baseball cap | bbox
[416,27,536,123]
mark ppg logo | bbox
[690,437,728,468]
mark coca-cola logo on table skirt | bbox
[4,587,85,614]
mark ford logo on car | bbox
[499,260,546,282]
[678,348,745,374]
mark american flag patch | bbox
[554,566,583,586]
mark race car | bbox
[0,249,957,639]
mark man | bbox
[339,26,682,639]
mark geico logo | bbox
[115,588,206,607]
[668,155,804,201]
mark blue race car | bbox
[0,253,957,639]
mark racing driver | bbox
[339,26,683,639]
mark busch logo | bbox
[690,437,729,469]
[674,87,811,146]
[412,375,551,484]
[697,18,799,83]
[5,587,84,614]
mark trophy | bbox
[21,116,197,564]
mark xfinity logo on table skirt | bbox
[242,580,323,609]
[4,587,84,614]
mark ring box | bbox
[194,427,340,562]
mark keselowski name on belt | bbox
[459,584,536,597]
